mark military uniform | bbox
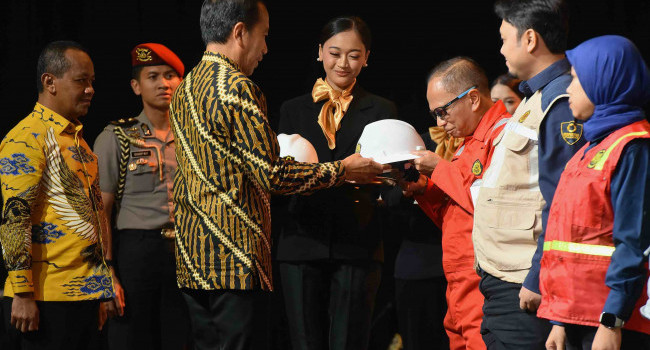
[94,111,189,350]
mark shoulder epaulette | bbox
[110,117,138,127]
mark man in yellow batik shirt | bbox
[0,41,114,350]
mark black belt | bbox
[119,228,176,239]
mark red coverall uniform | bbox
[414,101,509,350]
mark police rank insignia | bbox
[518,111,531,123]
[135,48,153,62]
[128,162,138,171]
[472,159,483,176]
[561,121,583,145]
[587,149,606,169]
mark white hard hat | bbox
[356,119,425,164]
[277,133,319,163]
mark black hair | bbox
[36,40,89,93]
[319,16,371,51]
[200,0,265,45]
[494,0,569,54]
[132,66,144,81]
[491,73,525,99]
[427,57,490,96]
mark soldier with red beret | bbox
[93,43,189,350]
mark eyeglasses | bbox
[429,85,477,120]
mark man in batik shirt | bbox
[0,41,114,349]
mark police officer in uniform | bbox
[93,43,189,350]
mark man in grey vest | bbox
[93,43,190,350]
[471,1,586,349]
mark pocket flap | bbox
[502,133,531,152]
[483,204,536,230]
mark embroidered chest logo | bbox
[135,48,152,62]
[587,150,606,169]
[561,122,583,145]
[472,159,483,176]
[518,110,531,123]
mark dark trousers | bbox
[279,260,382,350]
[395,277,449,350]
[563,323,650,350]
[107,229,190,350]
[181,289,269,350]
[478,271,551,350]
[2,298,99,350]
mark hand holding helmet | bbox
[410,150,442,177]
[340,153,387,184]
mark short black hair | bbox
[494,0,569,54]
[36,40,89,93]
[132,66,144,81]
[319,16,371,51]
[200,0,265,45]
[427,57,490,96]
[491,73,525,99]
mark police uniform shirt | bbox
[94,111,176,230]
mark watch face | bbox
[601,313,616,327]
[600,313,623,328]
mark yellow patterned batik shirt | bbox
[0,103,113,301]
[170,52,344,291]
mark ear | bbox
[469,89,481,112]
[130,79,141,96]
[363,50,371,66]
[317,44,323,62]
[232,21,247,48]
[523,28,538,54]
[42,73,56,94]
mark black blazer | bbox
[275,85,398,262]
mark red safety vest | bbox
[538,120,650,333]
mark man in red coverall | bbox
[402,57,510,350]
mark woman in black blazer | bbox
[276,16,398,350]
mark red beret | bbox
[131,43,184,77]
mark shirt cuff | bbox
[603,289,638,321]
[550,320,566,326]
[8,270,34,294]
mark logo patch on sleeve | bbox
[561,121,583,145]
[472,159,483,176]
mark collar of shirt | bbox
[202,51,242,73]
[472,100,508,142]
[519,58,571,98]
[32,102,83,136]
[137,110,174,143]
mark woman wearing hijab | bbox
[537,35,650,350]
[276,16,397,349]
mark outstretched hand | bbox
[341,153,388,184]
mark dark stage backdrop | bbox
[1,0,649,145]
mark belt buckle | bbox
[161,228,176,240]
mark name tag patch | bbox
[131,150,151,157]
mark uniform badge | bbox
[518,111,531,123]
[128,162,138,171]
[561,121,583,145]
[471,159,483,176]
[136,158,148,165]
[141,124,152,137]
[587,150,606,169]
[131,150,151,157]
[355,143,361,153]
[135,48,153,62]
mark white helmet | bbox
[356,119,425,164]
[277,133,319,163]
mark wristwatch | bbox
[600,312,625,328]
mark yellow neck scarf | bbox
[312,78,356,149]
[429,126,464,161]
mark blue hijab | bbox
[566,35,650,142]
